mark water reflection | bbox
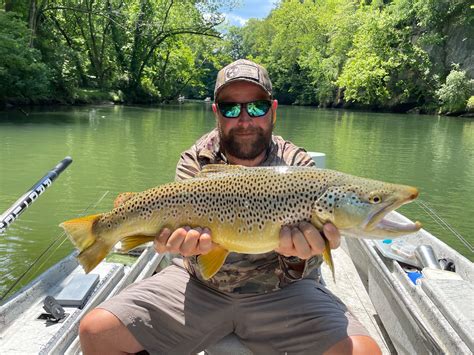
[0,103,472,295]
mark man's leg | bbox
[79,263,234,354]
[324,335,381,355]
[80,309,144,354]
[235,279,381,354]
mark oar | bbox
[0,156,73,234]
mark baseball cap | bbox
[214,59,273,100]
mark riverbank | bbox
[2,95,473,118]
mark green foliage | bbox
[0,11,50,103]
[337,4,435,108]
[72,88,123,104]
[436,65,474,114]
[0,0,233,104]
[1,0,472,112]
[466,96,474,113]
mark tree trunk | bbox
[28,0,37,46]
[5,0,14,11]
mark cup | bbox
[415,245,441,269]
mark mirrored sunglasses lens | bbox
[247,101,271,117]
[219,103,241,118]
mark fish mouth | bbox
[365,187,421,235]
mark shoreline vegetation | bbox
[0,1,473,116]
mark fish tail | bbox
[77,240,110,273]
[60,213,109,273]
[322,238,335,282]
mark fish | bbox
[60,165,421,279]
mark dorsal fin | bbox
[113,192,137,208]
[195,164,246,178]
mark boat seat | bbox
[205,334,253,355]
[420,278,474,351]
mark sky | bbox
[223,0,276,27]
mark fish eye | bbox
[369,194,382,204]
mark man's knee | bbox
[79,308,143,354]
[80,308,117,337]
[324,335,381,355]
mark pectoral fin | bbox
[197,245,229,280]
[322,238,335,282]
[310,193,336,282]
[311,187,337,229]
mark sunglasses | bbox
[217,100,272,119]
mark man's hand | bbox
[275,222,341,259]
[154,227,213,257]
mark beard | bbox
[218,125,272,161]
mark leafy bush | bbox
[436,65,474,114]
[0,11,50,103]
[466,96,474,113]
[72,89,122,104]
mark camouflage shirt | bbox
[175,128,323,293]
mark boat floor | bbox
[1,245,392,355]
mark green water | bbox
[0,103,473,296]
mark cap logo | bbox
[225,64,259,82]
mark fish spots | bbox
[95,166,407,241]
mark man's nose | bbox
[237,106,253,125]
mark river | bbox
[0,103,473,296]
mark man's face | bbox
[214,81,276,161]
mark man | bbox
[79,59,381,354]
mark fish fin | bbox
[322,238,336,283]
[60,213,110,273]
[114,192,137,208]
[59,214,102,251]
[195,164,246,178]
[119,235,155,252]
[77,243,109,273]
[197,245,229,280]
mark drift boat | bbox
[0,154,472,354]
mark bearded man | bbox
[79,59,381,355]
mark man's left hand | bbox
[275,222,341,259]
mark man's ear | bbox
[212,103,219,122]
[272,99,278,124]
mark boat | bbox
[0,153,473,354]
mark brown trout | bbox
[60,165,421,279]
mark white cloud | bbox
[224,13,249,27]
[224,0,276,27]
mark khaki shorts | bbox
[99,261,369,354]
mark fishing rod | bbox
[0,156,73,234]
[0,190,110,302]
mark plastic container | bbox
[391,240,417,259]
[375,239,421,267]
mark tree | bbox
[436,64,474,114]
[337,5,435,109]
[0,11,50,103]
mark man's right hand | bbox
[154,227,213,257]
